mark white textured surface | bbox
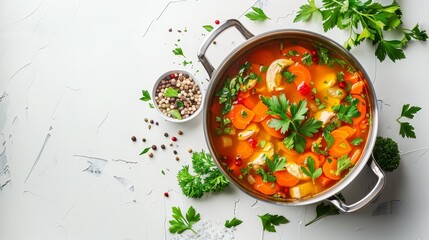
[0,0,428,239]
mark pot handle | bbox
[326,154,386,213]
[197,19,254,78]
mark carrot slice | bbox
[344,72,359,84]
[316,175,333,188]
[252,100,269,122]
[260,117,285,138]
[331,129,351,140]
[253,175,280,195]
[335,126,356,139]
[329,138,352,157]
[228,104,255,130]
[323,158,341,180]
[275,170,300,187]
[234,141,254,159]
[287,62,312,85]
[243,94,260,109]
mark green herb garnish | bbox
[397,104,421,138]
[164,87,179,97]
[300,157,322,183]
[350,137,363,146]
[172,47,186,57]
[301,52,313,66]
[177,150,229,198]
[332,98,361,124]
[294,0,428,62]
[261,94,322,153]
[169,206,200,234]
[335,155,352,176]
[139,147,151,155]
[140,90,151,101]
[203,25,214,32]
[224,217,243,228]
[245,7,271,22]
[282,70,296,83]
[258,213,289,232]
[169,109,182,120]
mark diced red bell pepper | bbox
[297,81,311,96]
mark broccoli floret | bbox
[373,136,400,172]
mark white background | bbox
[1,0,428,239]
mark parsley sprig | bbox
[397,104,422,138]
[305,194,345,226]
[177,150,229,198]
[261,94,322,153]
[294,0,428,62]
[169,206,200,234]
[335,155,352,176]
[332,98,360,124]
[258,213,289,232]
[245,7,271,22]
[224,217,243,228]
[300,157,322,183]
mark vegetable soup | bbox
[210,41,371,200]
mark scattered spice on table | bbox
[148,153,153,158]
[151,145,157,150]
[164,133,169,137]
[173,150,177,155]
[142,138,146,142]
[150,119,154,124]
[188,148,193,153]
[175,157,180,161]
[161,144,166,149]
[178,130,183,135]
[148,125,151,130]
[144,118,148,122]
[164,192,169,197]
[172,136,177,141]
[131,136,137,142]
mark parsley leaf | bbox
[256,168,276,183]
[169,206,200,234]
[282,70,296,83]
[336,155,352,176]
[261,94,322,153]
[245,7,271,22]
[301,52,313,66]
[177,150,229,198]
[332,98,361,124]
[294,0,320,22]
[396,104,422,138]
[224,217,243,228]
[140,90,151,101]
[323,129,334,149]
[139,147,151,155]
[164,87,179,97]
[294,0,428,62]
[203,25,214,32]
[350,137,363,146]
[258,213,289,232]
[266,154,287,172]
[172,47,186,57]
[305,202,339,226]
[300,157,322,183]
[168,109,182,120]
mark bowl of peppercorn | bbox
[152,70,204,123]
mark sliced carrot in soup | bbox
[275,170,300,187]
[228,104,255,130]
[261,117,285,138]
[252,100,269,122]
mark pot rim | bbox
[202,27,379,206]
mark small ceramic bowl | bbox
[152,70,204,123]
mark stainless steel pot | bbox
[198,19,385,213]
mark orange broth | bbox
[210,41,371,200]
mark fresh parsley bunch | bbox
[294,0,428,62]
[177,150,229,198]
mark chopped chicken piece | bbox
[266,59,294,92]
